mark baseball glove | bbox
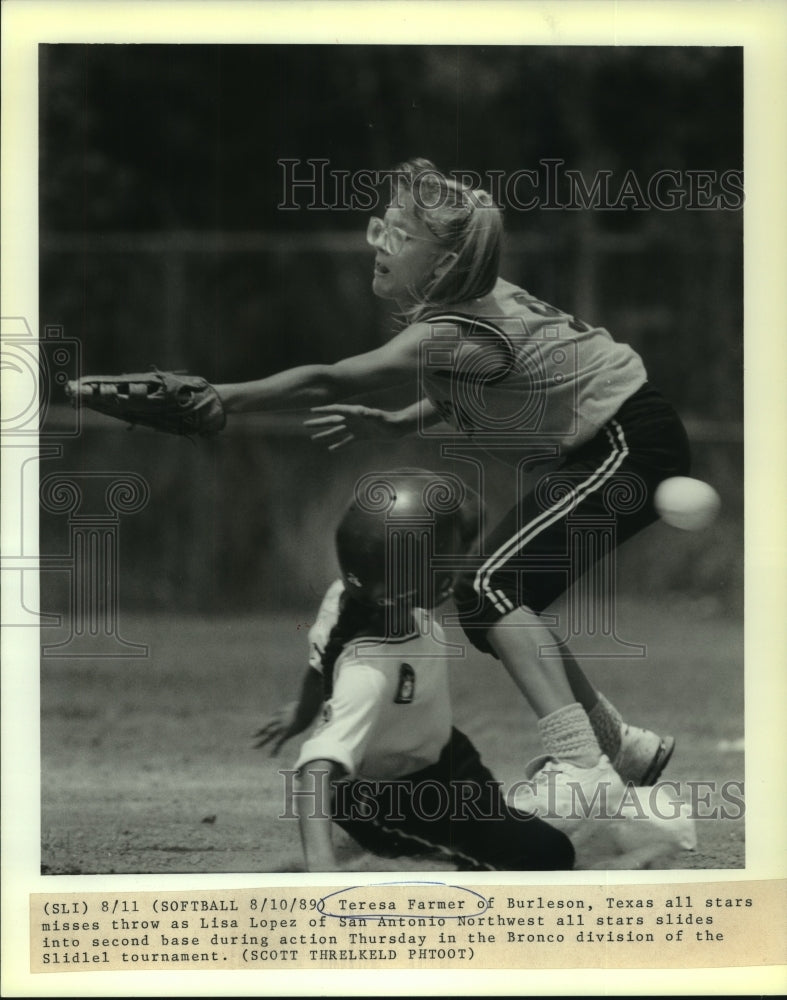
[65,369,226,437]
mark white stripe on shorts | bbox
[371,818,495,871]
[473,420,629,609]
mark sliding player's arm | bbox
[253,580,344,754]
[295,758,346,872]
[252,666,324,755]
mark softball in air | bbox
[654,476,721,531]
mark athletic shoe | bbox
[613,726,675,785]
[509,754,626,832]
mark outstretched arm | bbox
[253,666,324,755]
[296,758,346,871]
[255,580,343,752]
[305,397,445,451]
[214,322,430,414]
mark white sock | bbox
[537,702,603,768]
[588,692,624,760]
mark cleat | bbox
[509,754,626,832]
[614,726,675,785]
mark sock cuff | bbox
[588,693,625,760]
[591,692,624,727]
[537,702,601,760]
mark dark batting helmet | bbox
[335,468,480,609]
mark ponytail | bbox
[391,159,503,324]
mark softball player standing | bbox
[219,159,689,819]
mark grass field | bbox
[40,598,744,874]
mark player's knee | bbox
[492,603,539,625]
[485,604,542,650]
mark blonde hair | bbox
[391,158,503,324]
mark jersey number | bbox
[512,291,591,334]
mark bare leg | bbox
[559,643,624,761]
[487,607,610,769]
[486,607,576,717]
[558,642,600,713]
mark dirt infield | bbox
[40,599,744,874]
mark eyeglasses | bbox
[366,217,437,256]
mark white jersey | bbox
[296,583,452,780]
[307,578,345,670]
[419,277,647,457]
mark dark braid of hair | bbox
[320,589,416,699]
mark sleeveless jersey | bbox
[297,587,452,780]
[419,277,647,457]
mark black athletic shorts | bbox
[332,727,574,871]
[452,383,692,655]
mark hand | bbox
[253,701,302,755]
[305,404,402,452]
